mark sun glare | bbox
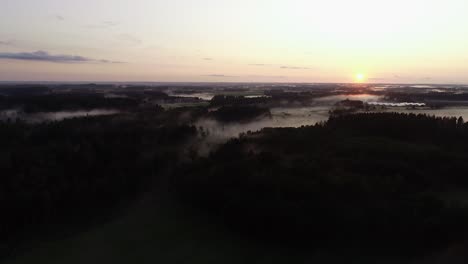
[355,73,365,83]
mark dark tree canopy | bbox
[174,113,468,255]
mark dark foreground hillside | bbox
[175,113,468,256]
[2,112,468,263]
[0,110,198,259]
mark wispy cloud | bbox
[249,64,309,70]
[368,78,386,81]
[393,74,417,80]
[247,75,287,79]
[0,50,123,64]
[280,66,310,70]
[86,21,119,29]
[54,15,65,21]
[391,74,433,82]
[116,34,142,45]
[203,58,213,61]
[204,74,239,78]
[0,40,14,46]
[103,21,118,27]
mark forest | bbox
[0,109,197,258]
[174,113,468,255]
[2,84,468,263]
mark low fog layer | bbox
[0,109,120,123]
[193,106,330,155]
[315,94,383,104]
[197,106,330,139]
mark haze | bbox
[1,0,467,83]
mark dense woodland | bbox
[0,110,197,258]
[174,113,468,255]
[385,91,468,104]
[0,85,193,113]
[0,94,139,113]
[2,84,468,261]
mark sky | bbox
[0,0,467,83]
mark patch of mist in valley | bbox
[167,91,269,102]
[188,93,392,155]
[0,109,120,123]
[166,91,215,101]
[315,94,383,104]
[192,106,330,155]
[190,100,468,155]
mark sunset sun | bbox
[355,73,365,83]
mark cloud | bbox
[204,74,239,78]
[393,74,416,80]
[0,50,123,64]
[249,64,309,69]
[97,59,124,64]
[86,21,119,29]
[203,58,213,61]
[116,34,142,45]
[391,74,433,82]
[247,75,287,79]
[102,21,119,27]
[0,40,14,46]
[368,78,386,81]
[249,63,270,66]
[280,66,310,70]
[54,15,65,21]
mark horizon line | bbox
[1,80,467,86]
